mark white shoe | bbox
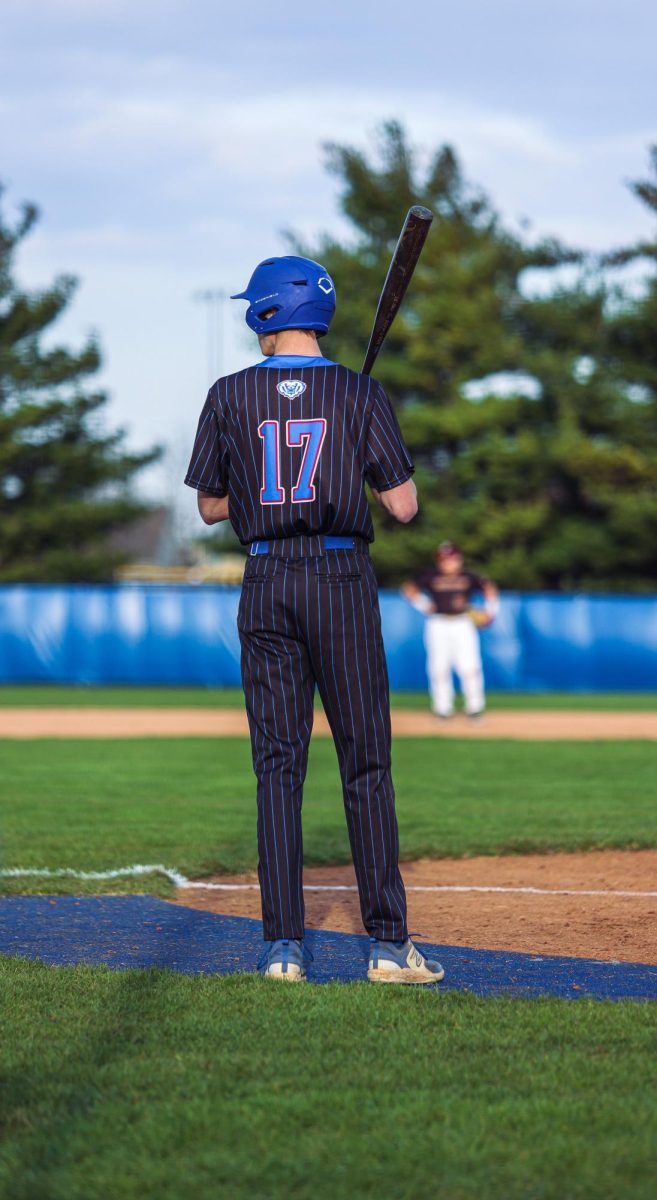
[367,938,445,985]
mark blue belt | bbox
[250,535,355,556]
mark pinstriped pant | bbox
[237,549,408,942]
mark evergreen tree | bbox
[0,189,161,581]
[603,146,657,449]
[297,123,657,590]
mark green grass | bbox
[0,684,656,709]
[3,721,656,1200]
[1,956,656,1200]
[2,737,657,895]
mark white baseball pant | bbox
[424,613,485,716]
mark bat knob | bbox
[409,205,433,222]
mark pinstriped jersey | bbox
[184,355,414,546]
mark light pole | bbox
[192,288,226,383]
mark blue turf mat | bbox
[1,895,656,1000]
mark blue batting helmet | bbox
[230,255,336,335]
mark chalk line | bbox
[2,865,657,899]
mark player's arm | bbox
[471,574,499,622]
[184,389,231,522]
[197,491,229,525]
[370,479,418,524]
[475,573,499,607]
[364,382,417,523]
[483,580,499,620]
[483,579,498,602]
[401,579,421,601]
[401,579,433,613]
[400,569,435,615]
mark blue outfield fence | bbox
[0,584,656,691]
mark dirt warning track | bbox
[1,707,656,739]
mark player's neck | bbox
[266,329,322,357]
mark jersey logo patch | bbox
[277,379,307,399]
[317,276,333,294]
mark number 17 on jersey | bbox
[258,418,327,505]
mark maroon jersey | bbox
[414,567,487,615]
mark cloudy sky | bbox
[2,0,655,503]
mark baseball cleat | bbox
[258,938,312,981]
[367,937,445,985]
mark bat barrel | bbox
[361,205,434,376]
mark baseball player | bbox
[185,255,444,985]
[402,542,499,719]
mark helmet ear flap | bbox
[233,255,336,335]
[255,304,281,322]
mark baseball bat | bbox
[361,204,433,376]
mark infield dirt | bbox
[174,849,657,965]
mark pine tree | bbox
[603,146,657,445]
[297,123,657,590]
[0,189,161,581]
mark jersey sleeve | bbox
[184,390,229,496]
[363,383,415,492]
[413,569,435,591]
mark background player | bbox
[185,254,444,986]
[402,542,499,719]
